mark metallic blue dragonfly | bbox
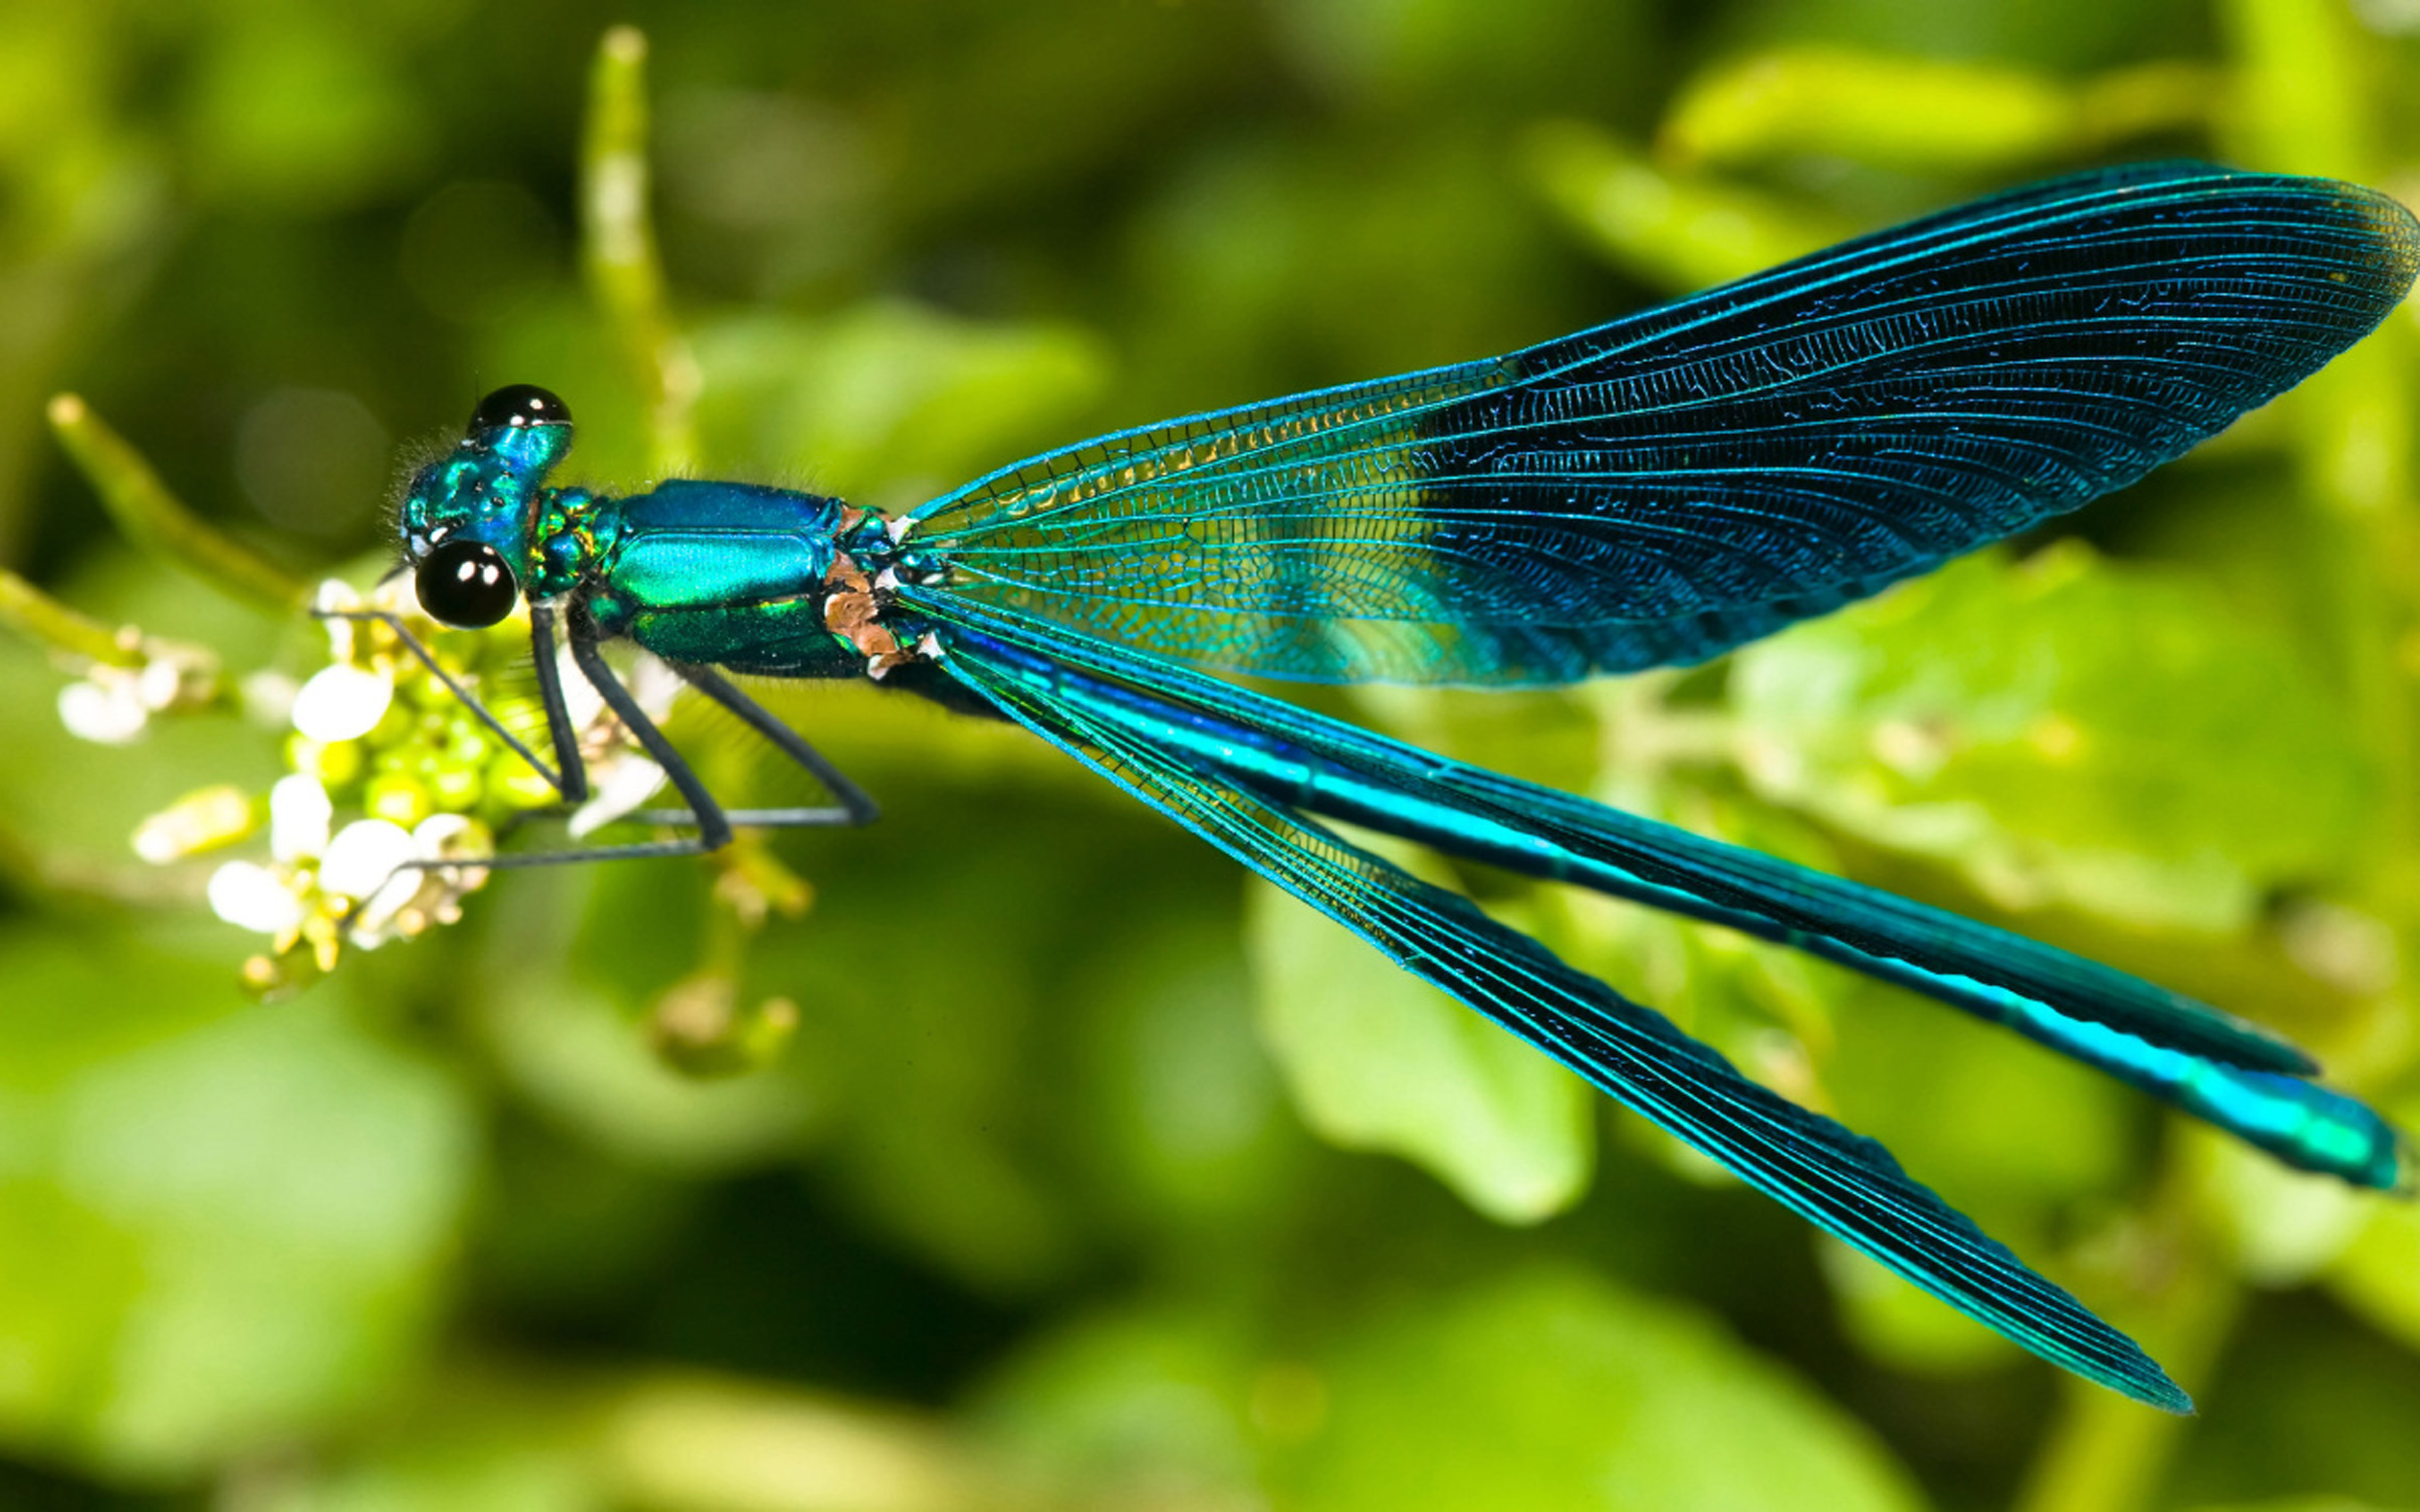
[377,162,2417,1412]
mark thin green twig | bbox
[0,566,140,668]
[47,392,308,612]
[581,25,700,476]
[2010,1162,2242,1512]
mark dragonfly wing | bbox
[938,621,2192,1412]
[908,163,2419,685]
[906,591,2407,1191]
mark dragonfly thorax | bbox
[577,486,938,680]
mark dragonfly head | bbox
[400,384,575,627]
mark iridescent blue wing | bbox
[909,588,2407,1193]
[906,163,2420,685]
[933,612,2192,1411]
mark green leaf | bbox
[1826,976,2131,1211]
[1246,870,1593,1225]
[2187,1498,2417,1512]
[1731,544,2367,932]
[1274,1269,1926,1512]
[2189,1121,2371,1286]
[689,301,1114,511]
[1121,130,1579,416]
[976,1308,1261,1507]
[1816,974,2131,1374]
[471,866,819,1174]
[1657,49,2213,172]
[2331,1196,2420,1354]
[1064,913,1300,1232]
[1817,1238,2019,1378]
[2197,1490,2420,1499]
[0,924,475,1479]
[733,776,1214,1295]
[2325,1092,2420,1352]
[1521,120,1851,294]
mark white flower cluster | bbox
[205,772,492,960]
[105,571,701,988]
[56,641,218,743]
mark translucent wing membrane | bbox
[935,610,2191,1412]
[911,591,2407,1194]
[909,163,2420,685]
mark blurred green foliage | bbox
[5,1,2420,1509]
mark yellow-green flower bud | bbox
[363,772,433,828]
[488,752,560,812]
[134,784,260,864]
[427,760,483,811]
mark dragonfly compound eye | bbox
[468,383,571,435]
[416,539,519,627]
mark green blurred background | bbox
[6,1,2420,1508]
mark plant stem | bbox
[2010,1162,2242,1512]
[581,25,700,476]
[47,392,307,611]
[0,566,140,668]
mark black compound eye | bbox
[415,540,519,628]
[468,383,571,434]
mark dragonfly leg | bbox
[524,627,734,861]
[622,663,880,830]
[405,626,738,871]
[326,612,875,871]
[314,606,572,794]
[524,602,589,803]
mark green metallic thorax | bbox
[579,480,864,677]
[526,485,617,601]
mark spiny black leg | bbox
[313,605,568,793]
[414,626,737,871]
[526,603,591,804]
[551,628,733,857]
[337,610,876,873]
[626,663,880,830]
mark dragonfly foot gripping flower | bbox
[124,573,681,993]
